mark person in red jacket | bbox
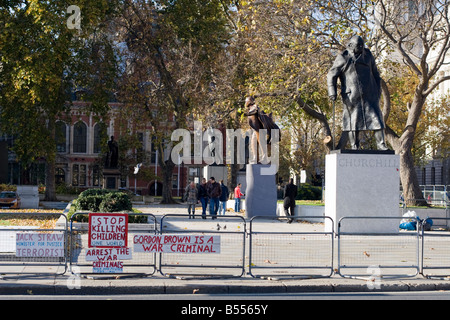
[234,183,245,213]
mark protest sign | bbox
[16,232,65,257]
[86,243,132,274]
[133,234,220,254]
[88,213,128,248]
[92,260,124,273]
[85,247,132,261]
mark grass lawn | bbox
[0,209,62,228]
[277,200,324,206]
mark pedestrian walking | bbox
[283,178,298,223]
[206,177,222,219]
[219,180,229,215]
[184,181,198,219]
[234,183,244,213]
[197,178,209,219]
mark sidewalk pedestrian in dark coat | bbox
[197,178,209,219]
[219,180,229,215]
[206,177,222,219]
[283,178,298,223]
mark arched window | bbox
[93,122,106,154]
[73,121,87,153]
[55,121,67,153]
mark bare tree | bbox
[372,0,450,205]
[305,0,450,205]
[115,0,232,203]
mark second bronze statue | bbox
[244,96,281,164]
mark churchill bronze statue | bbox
[327,35,388,151]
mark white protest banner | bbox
[16,233,65,258]
[133,234,221,254]
[88,213,128,248]
[85,247,132,261]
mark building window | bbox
[189,167,200,184]
[73,121,87,153]
[93,123,106,154]
[55,121,67,153]
[150,136,157,164]
[136,132,144,162]
[172,174,179,189]
[92,165,100,187]
[72,164,87,187]
[55,167,65,185]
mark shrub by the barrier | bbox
[98,192,132,213]
[76,189,132,212]
[296,183,322,201]
[69,189,145,222]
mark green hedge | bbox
[296,184,323,201]
[99,192,133,212]
[0,184,17,192]
[69,189,148,223]
[76,189,132,213]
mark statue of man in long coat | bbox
[327,35,388,150]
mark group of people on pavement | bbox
[183,177,246,219]
[183,176,298,222]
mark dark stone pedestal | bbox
[103,168,121,190]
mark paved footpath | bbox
[1,267,450,296]
[0,202,450,296]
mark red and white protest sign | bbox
[133,234,220,254]
[85,247,132,261]
[88,213,128,248]
[86,247,132,274]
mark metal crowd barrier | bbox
[7,210,450,281]
[337,216,421,280]
[69,212,157,279]
[248,216,334,279]
[421,217,450,279]
[0,212,68,278]
[158,214,246,279]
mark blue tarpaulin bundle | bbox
[399,211,433,231]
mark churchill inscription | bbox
[338,157,399,168]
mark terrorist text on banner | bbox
[16,232,65,257]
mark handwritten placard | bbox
[85,247,132,261]
[16,233,65,257]
[87,247,132,274]
[88,213,128,248]
[133,234,220,254]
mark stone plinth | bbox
[245,164,277,218]
[103,168,121,190]
[17,185,39,209]
[324,151,400,233]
